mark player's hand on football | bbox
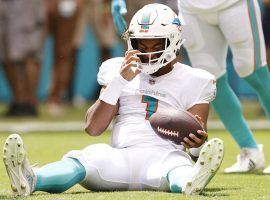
[195,114,205,129]
[181,114,208,148]
[181,130,208,148]
[120,50,142,81]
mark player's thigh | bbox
[63,144,130,191]
[129,147,193,191]
[220,0,267,77]
[182,13,228,78]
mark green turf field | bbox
[0,130,270,200]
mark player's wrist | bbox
[189,141,206,157]
[99,75,128,105]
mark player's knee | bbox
[233,58,253,77]
[191,54,225,78]
[232,48,254,77]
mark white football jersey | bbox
[98,57,216,148]
[179,0,240,13]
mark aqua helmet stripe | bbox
[141,11,151,30]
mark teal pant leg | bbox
[212,73,257,149]
[35,158,86,193]
[167,166,193,193]
[244,66,270,120]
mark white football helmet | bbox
[125,3,184,75]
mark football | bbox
[149,109,204,145]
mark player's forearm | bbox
[85,75,126,136]
[85,100,118,136]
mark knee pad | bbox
[232,48,255,77]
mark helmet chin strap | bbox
[141,64,160,74]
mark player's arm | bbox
[85,50,141,136]
[188,103,209,131]
[184,103,210,162]
[182,73,216,160]
[84,88,119,136]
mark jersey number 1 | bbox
[142,95,159,120]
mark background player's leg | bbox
[182,12,258,149]
[244,66,270,119]
[208,73,265,172]
[218,0,266,172]
[221,0,270,120]
[212,73,257,148]
[243,0,270,119]
[35,158,86,193]
[182,11,264,172]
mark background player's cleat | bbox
[182,138,224,195]
[263,166,270,174]
[3,134,36,196]
[224,144,265,173]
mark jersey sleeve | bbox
[198,75,216,102]
[97,57,124,86]
[186,70,216,109]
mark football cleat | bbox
[263,166,270,174]
[3,133,36,196]
[224,144,265,173]
[182,138,224,195]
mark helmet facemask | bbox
[128,32,183,75]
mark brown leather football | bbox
[149,109,204,145]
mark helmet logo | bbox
[172,18,181,26]
[140,10,151,32]
[172,18,182,31]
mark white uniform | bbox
[179,0,267,78]
[63,57,216,191]
[180,0,240,14]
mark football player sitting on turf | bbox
[3,4,224,196]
